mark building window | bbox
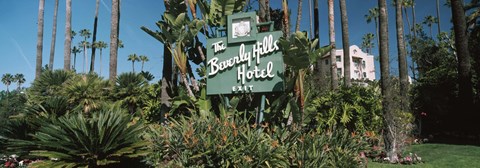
[336,55,341,62]
[362,60,366,69]
[363,72,367,78]
[337,68,342,77]
[325,59,329,65]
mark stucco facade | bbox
[320,45,376,81]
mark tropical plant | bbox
[93,41,108,75]
[28,69,75,104]
[13,74,25,91]
[277,31,333,125]
[422,15,438,38]
[361,33,375,54]
[64,0,72,70]
[139,55,149,72]
[71,46,81,70]
[114,72,147,115]
[1,73,13,93]
[18,105,150,168]
[62,73,109,113]
[365,7,379,45]
[79,29,92,73]
[127,54,140,72]
[36,0,45,79]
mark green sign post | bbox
[206,12,284,124]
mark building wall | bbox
[320,45,376,81]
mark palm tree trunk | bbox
[436,0,441,35]
[84,45,88,73]
[48,0,59,70]
[451,0,473,114]
[309,0,313,38]
[403,6,411,35]
[64,0,72,70]
[90,0,100,73]
[99,49,103,76]
[181,73,194,97]
[412,0,416,37]
[339,0,351,87]
[328,0,338,90]
[110,0,120,82]
[132,61,135,72]
[73,53,77,70]
[36,0,45,79]
[295,0,303,32]
[379,0,395,162]
[259,0,267,21]
[282,0,290,38]
[314,0,319,48]
[396,0,409,111]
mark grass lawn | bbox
[368,143,480,168]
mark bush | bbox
[145,114,369,167]
[11,105,150,168]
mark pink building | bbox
[321,45,376,81]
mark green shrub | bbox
[145,115,369,167]
[14,105,150,168]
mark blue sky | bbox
[0,0,453,91]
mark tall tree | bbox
[48,0,59,70]
[396,0,409,110]
[36,0,45,79]
[90,0,100,73]
[451,0,473,114]
[295,0,303,31]
[139,55,149,72]
[79,29,92,73]
[314,0,319,48]
[339,0,351,87]
[14,74,25,91]
[401,0,413,35]
[93,41,108,76]
[361,33,375,54]
[423,15,438,38]
[365,7,379,46]
[127,54,140,72]
[72,46,81,70]
[282,0,290,37]
[64,0,72,70]
[411,0,416,37]
[328,0,338,90]
[1,73,13,93]
[110,0,120,82]
[436,0,441,35]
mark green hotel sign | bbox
[206,12,284,95]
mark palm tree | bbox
[423,15,438,38]
[328,0,338,90]
[361,33,375,54]
[127,54,140,72]
[379,0,394,161]
[114,72,147,114]
[400,0,413,35]
[396,0,409,111]
[36,0,45,79]
[451,0,473,113]
[339,0,351,87]
[365,7,379,46]
[139,55,149,72]
[1,73,14,93]
[411,0,417,37]
[93,41,108,76]
[282,0,290,37]
[64,0,72,71]
[71,46,81,70]
[110,0,120,82]
[90,0,100,73]
[79,29,92,73]
[62,73,109,113]
[295,0,303,32]
[436,0,441,34]
[48,0,59,70]
[13,74,25,91]
[314,0,319,47]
